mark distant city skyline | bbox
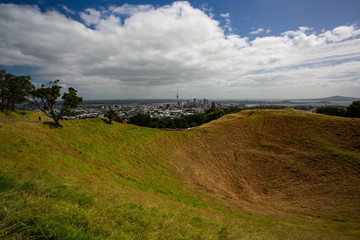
[0,0,360,99]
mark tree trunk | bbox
[54,118,61,127]
[50,108,62,127]
[11,102,16,111]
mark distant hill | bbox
[1,110,360,239]
[298,95,360,101]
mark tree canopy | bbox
[129,108,229,129]
[316,106,346,117]
[104,108,117,124]
[345,101,360,118]
[0,69,33,112]
[30,80,83,127]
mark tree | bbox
[316,106,346,117]
[345,101,360,118]
[129,113,152,127]
[104,108,117,124]
[0,70,6,111]
[30,80,83,127]
[0,70,33,112]
[206,109,225,122]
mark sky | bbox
[0,0,360,100]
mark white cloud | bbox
[80,8,101,26]
[321,25,360,42]
[251,28,271,35]
[111,3,154,16]
[200,3,214,18]
[0,2,359,99]
[220,13,232,32]
[59,4,75,15]
[250,28,264,35]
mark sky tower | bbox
[176,91,179,106]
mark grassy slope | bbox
[0,111,51,123]
[178,110,360,236]
[173,110,360,215]
[0,110,359,239]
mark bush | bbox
[345,101,360,118]
[104,108,117,123]
[130,108,230,129]
[129,113,152,127]
[316,106,346,117]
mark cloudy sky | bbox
[0,0,360,99]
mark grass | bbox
[0,110,360,239]
[0,110,51,124]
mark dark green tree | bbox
[104,108,117,124]
[30,80,83,127]
[189,121,198,127]
[0,70,33,112]
[151,118,159,128]
[224,107,243,114]
[206,109,225,122]
[316,106,346,117]
[158,121,166,129]
[114,116,124,123]
[165,118,175,128]
[174,118,182,129]
[129,113,152,127]
[345,101,360,118]
[192,114,206,125]
[9,75,33,111]
[0,70,6,111]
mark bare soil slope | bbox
[171,109,360,219]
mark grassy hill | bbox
[0,110,51,123]
[0,109,359,239]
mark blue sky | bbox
[0,0,360,99]
[4,0,360,37]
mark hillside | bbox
[0,109,359,239]
[0,111,51,123]
[172,110,360,216]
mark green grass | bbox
[0,110,51,124]
[0,118,227,239]
[1,111,360,239]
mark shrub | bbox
[316,106,346,117]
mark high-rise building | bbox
[177,91,179,106]
[204,98,209,107]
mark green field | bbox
[1,110,359,239]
